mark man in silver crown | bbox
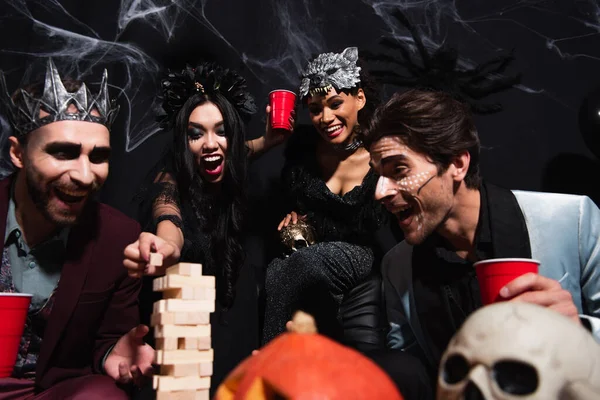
[0,59,153,399]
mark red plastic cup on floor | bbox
[269,90,297,131]
[474,258,539,305]
[0,293,32,378]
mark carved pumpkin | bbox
[215,312,403,399]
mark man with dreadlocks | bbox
[0,59,153,398]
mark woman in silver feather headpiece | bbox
[262,47,395,351]
[297,46,375,153]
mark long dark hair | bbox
[173,91,247,309]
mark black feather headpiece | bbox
[159,62,257,127]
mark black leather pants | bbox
[366,349,435,400]
[263,241,383,349]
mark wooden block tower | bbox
[151,259,216,400]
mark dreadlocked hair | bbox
[364,8,521,114]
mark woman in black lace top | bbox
[122,62,291,392]
[262,47,396,350]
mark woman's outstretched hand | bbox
[123,232,181,277]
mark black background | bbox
[1,0,600,227]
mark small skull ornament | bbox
[437,302,600,400]
[279,219,317,253]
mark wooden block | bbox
[155,390,209,400]
[159,336,210,350]
[160,362,213,377]
[195,390,209,400]
[155,391,194,400]
[153,376,211,391]
[155,324,211,338]
[162,287,193,300]
[196,335,211,350]
[163,287,216,301]
[199,362,213,377]
[153,275,215,292]
[154,349,214,364]
[155,337,178,350]
[174,337,211,351]
[167,263,203,277]
[151,312,210,326]
[160,363,199,377]
[179,337,198,350]
[153,299,215,313]
[149,252,163,266]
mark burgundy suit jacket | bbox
[0,177,142,391]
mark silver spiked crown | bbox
[0,59,119,137]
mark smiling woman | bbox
[187,103,228,183]
[122,61,291,393]
[262,47,396,353]
[137,63,256,308]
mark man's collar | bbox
[481,181,531,259]
[426,186,487,253]
[5,180,70,249]
[5,181,22,246]
[473,183,492,255]
[55,224,70,247]
[428,182,531,260]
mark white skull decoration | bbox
[437,302,600,400]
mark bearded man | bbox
[0,59,153,399]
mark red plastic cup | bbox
[474,258,539,305]
[0,293,32,378]
[269,90,297,131]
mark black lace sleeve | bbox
[153,180,180,209]
[149,176,184,227]
[132,148,184,233]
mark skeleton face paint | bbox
[370,135,454,245]
[377,170,435,232]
